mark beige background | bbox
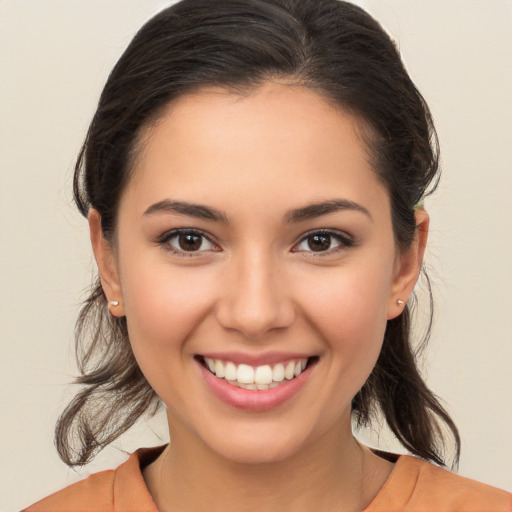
[1,1,511,510]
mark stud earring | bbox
[397,299,404,306]
[110,300,120,307]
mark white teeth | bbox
[254,365,273,385]
[284,361,295,380]
[203,357,310,389]
[215,360,225,378]
[237,364,254,384]
[239,382,257,390]
[224,361,237,381]
[272,363,285,382]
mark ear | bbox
[387,209,429,320]
[88,209,125,317]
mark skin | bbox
[90,82,429,512]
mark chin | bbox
[194,417,326,466]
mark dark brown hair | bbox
[56,0,460,467]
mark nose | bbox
[215,250,295,339]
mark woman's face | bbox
[92,82,425,464]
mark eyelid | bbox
[291,229,355,255]
[156,228,221,256]
[156,227,354,257]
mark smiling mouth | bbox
[196,356,318,390]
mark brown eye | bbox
[159,229,217,255]
[307,234,332,252]
[293,230,353,255]
[178,233,203,251]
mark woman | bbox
[23,0,511,510]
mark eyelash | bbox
[293,230,355,256]
[157,228,220,257]
[156,228,355,257]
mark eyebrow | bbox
[143,198,371,224]
[285,199,372,223]
[143,200,229,223]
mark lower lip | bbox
[198,360,313,411]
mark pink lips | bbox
[197,357,314,411]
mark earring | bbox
[108,299,124,317]
[397,299,404,306]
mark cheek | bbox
[118,263,220,414]
[119,257,217,360]
[296,259,393,369]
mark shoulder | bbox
[22,469,116,512]
[22,446,164,512]
[368,455,512,512]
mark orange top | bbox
[23,446,511,512]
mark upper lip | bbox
[198,351,314,366]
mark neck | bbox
[143,419,393,512]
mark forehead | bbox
[124,82,388,217]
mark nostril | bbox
[215,300,296,340]
[214,267,295,338]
